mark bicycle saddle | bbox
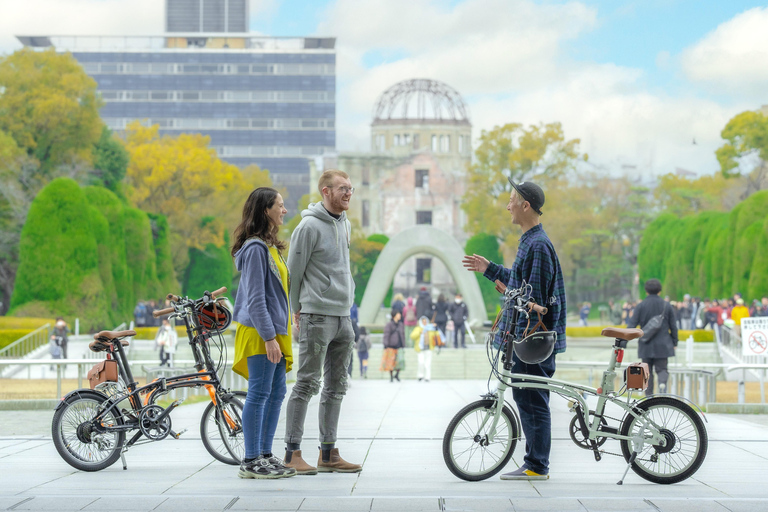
[601,327,643,341]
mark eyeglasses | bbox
[335,186,355,195]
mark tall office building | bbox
[17,3,335,212]
[166,0,249,33]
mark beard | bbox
[329,193,350,212]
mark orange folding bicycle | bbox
[52,288,245,471]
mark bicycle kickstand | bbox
[617,451,637,485]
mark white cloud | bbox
[681,6,768,97]
[0,0,163,54]
[324,0,745,175]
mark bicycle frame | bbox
[89,296,235,439]
[481,291,667,452]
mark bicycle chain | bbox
[589,411,658,463]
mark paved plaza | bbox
[1,379,768,511]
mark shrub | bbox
[565,325,714,342]
[183,222,233,298]
[0,317,51,329]
[0,329,37,350]
[465,233,502,320]
[10,177,112,331]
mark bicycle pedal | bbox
[170,428,187,439]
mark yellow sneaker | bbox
[500,467,549,480]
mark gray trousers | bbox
[642,357,669,396]
[285,314,355,445]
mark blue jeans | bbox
[243,354,286,459]
[510,351,557,475]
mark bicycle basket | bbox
[513,330,556,364]
[196,301,232,334]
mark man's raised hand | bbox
[462,254,490,274]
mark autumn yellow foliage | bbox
[122,123,272,272]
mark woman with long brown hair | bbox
[230,187,295,479]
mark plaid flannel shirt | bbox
[483,224,567,354]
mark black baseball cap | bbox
[508,178,545,215]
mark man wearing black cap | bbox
[462,178,567,481]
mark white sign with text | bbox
[741,317,768,358]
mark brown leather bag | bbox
[625,362,650,391]
[88,360,119,389]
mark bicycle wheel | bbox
[443,399,519,481]
[52,391,125,472]
[200,391,245,465]
[620,396,708,484]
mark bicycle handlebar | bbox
[210,286,227,298]
[153,306,174,318]
[528,302,548,315]
[167,293,180,302]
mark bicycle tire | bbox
[619,396,708,484]
[52,390,125,472]
[200,391,245,465]
[442,399,519,481]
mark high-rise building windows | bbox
[431,135,438,152]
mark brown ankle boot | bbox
[317,448,362,473]
[284,450,317,475]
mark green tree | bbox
[465,233,502,317]
[90,126,129,194]
[350,233,390,307]
[462,122,586,243]
[0,48,102,172]
[183,218,234,298]
[9,178,112,330]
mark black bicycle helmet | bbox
[196,301,232,334]
[513,331,556,364]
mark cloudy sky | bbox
[1,0,767,177]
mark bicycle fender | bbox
[635,395,708,423]
[54,388,109,412]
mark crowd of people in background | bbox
[583,292,768,332]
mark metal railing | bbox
[0,359,246,400]
[0,324,51,360]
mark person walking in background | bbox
[380,311,405,382]
[51,317,70,360]
[284,170,362,475]
[445,318,455,347]
[731,298,750,326]
[231,187,295,480]
[356,327,371,379]
[628,279,677,396]
[579,302,591,326]
[411,316,437,382]
[156,318,177,367]
[448,293,468,348]
[402,297,418,345]
[608,299,623,325]
[432,293,449,337]
[759,297,768,317]
[415,287,434,322]
[391,293,406,318]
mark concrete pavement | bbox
[1,379,768,511]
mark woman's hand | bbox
[265,339,282,364]
[462,254,490,274]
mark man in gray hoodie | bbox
[283,169,362,475]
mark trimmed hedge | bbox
[0,329,35,350]
[0,317,51,329]
[132,326,187,340]
[9,178,177,332]
[565,325,714,342]
[639,190,768,300]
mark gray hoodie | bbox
[288,202,355,317]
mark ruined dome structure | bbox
[372,79,471,126]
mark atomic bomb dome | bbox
[370,79,472,156]
[372,79,471,125]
